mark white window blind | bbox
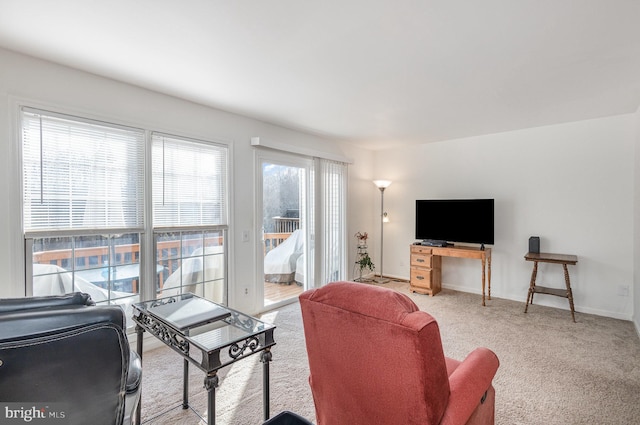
[320,159,347,284]
[21,108,145,232]
[152,133,228,227]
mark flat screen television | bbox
[415,199,494,247]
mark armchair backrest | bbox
[0,294,131,425]
[0,291,94,313]
[299,281,450,425]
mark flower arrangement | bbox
[354,231,368,246]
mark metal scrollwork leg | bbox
[182,359,189,409]
[204,372,219,425]
[135,324,144,425]
[260,349,273,421]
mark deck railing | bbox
[32,236,225,292]
[33,229,297,291]
[263,232,293,255]
[264,217,299,254]
[273,217,300,233]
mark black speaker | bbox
[529,236,540,254]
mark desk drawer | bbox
[411,253,433,267]
[411,246,432,255]
[410,266,442,296]
[410,268,433,286]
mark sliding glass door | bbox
[256,149,348,310]
[258,153,312,308]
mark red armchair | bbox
[299,281,499,425]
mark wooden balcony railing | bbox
[264,216,299,254]
[264,232,290,255]
[273,217,300,233]
[33,230,296,292]
[33,236,225,292]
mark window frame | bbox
[19,106,230,308]
[150,132,229,304]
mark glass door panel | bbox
[261,159,310,308]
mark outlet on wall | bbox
[616,285,629,297]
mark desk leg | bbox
[524,261,538,313]
[260,348,273,421]
[204,372,219,425]
[183,359,189,409]
[563,264,576,323]
[135,325,144,425]
[487,254,492,301]
[481,258,486,306]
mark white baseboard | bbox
[431,282,634,322]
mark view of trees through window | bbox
[262,164,300,233]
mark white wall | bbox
[1,47,636,322]
[0,47,366,314]
[373,115,636,320]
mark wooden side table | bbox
[524,252,578,322]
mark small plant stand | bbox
[353,245,375,283]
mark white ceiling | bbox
[1,1,639,150]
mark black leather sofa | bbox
[0,292,141,425]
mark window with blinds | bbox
[21,108,146,319]
[152,133,228,227]
[21,108,145,232]
[21,108,230,309]
[151,133,229,304]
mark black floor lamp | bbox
[373,180,391,283]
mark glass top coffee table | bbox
[132,293,276,425]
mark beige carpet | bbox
[138,281,640,425]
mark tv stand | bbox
[410,244,492,305]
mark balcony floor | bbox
[264,281,303,306]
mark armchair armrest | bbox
[126,351,142,394]
[440,347,500,425]
[0,292,94,314]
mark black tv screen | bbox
[415,199,494,245]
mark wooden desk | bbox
[410,244,492,306]
[524,252,578,322]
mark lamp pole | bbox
[373,180,391,283]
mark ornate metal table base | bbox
[133,294,276,425]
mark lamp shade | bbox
[373,180,392,189]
